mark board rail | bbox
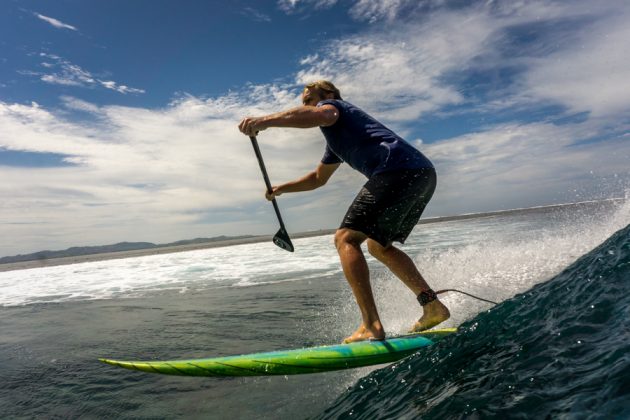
[100,328,457,377]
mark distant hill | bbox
[0,236,254,264]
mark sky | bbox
[1,0,629,256]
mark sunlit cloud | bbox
[349,0,417,23]
[523,9,630,117]
[34,13,78,31]
[241,7,272,22]
[277,0,337,13]
[425,121,630,214]
[24,53,145,95]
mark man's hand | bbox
[265,186,282,201]
[238,116,267,136]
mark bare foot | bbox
[409,300,450,333]
[343,322,385,344]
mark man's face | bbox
[301,87,322,106]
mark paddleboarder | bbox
[238,81,449,343]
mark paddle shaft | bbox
[249,136,289,233]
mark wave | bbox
[317,223,630,419]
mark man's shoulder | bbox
[318,99,363,117]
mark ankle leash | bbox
[417,288,498,306]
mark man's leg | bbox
[367,239,450,331]
[335,228,385,343]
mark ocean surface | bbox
[1,200,628,419]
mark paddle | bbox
[249,136,294,252]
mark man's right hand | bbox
[238,116,267,136]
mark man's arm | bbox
[266,162,340,200]
[239,104,338,136]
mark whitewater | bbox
[1,200,626,310]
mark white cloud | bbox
[34,13,78,31]
[27,53,145,94]
[277,0,337,13]
[242,7,272,22]
[277,0,298,12]
[523,7,630,117]
[349,0,416,23]
[60,96,100,113]
[41,74,84,86]
[424,121,630,214]
[98,80,145,94]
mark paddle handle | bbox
[249,136,288,232]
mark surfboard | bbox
[99,328,456,376]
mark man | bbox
[238,81,449,343]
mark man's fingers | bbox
[238,117,253,135]
[239,117,266,136]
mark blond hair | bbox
[304,80,342,100]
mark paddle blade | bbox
[273,228,294,252]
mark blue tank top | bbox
[318,99,433,178]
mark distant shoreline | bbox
[1,198,624,273]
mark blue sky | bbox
[1,0,629,256]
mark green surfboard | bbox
[99,328,456,377]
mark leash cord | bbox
[435,289,498,305]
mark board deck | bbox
[99,328,456,376]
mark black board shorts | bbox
[340,168,436,247]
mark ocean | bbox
[1,200,628,419]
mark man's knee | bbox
[334,228,366,250]
[367,239,389,259]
